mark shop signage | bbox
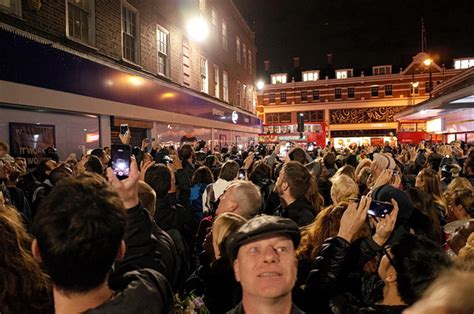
[232,111,239,124]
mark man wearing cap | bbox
[226,215,304,314]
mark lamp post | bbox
[423,58,433,98]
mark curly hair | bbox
[297,202,371,261]
[0,205,51,313]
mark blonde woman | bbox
[330,174,359,204]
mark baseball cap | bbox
[226,215,300,261]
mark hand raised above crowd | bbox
[371,198,399,246]
[337,195,371,243]
[107,156,140,209]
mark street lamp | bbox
[424,57,433,98]
[186,16,209,42]
[256,80,265,91]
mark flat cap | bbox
[227,215,300,261]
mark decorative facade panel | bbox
[330,106,407,124]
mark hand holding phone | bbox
[111,144,131,180]
[238,168,246,180]
[368,200,393,218]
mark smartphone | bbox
[119,124,129,135]
[368,200,394,218]
[111,144,131,180]
[279,145,288,158]
[238,169,246,180]
[307,143,314,152]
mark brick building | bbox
[0,0,260,161]
[257,53,465,147]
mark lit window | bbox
[157,26,169,76]
[236,37,241,64]
[222,21,228,51]
[0,0,21,16]
[271,74,287,84]
[303,71,319,81]
[121,2,139,63]
[242,84,247,109]
[67,0,95,45]
[454,58,474,69]
[336,69,353,79]
[223,71,229,102]
[182,38,191,86]
[242,43,247,69]
[237,80,241,106]
[211,8,217,40]
[214,65,219,98]
[200,56,208,93]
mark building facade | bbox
[0,0,259,162]
[257,53,464,147]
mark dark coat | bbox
[275,197,315,227]
[85,269,173,314]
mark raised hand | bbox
[337,195,371,243]
[371,199,399,246]
[106,157,140,209]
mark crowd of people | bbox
[0,136,473,313]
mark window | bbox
[242,84,247,109]
[385,84,393,96]
[198,0,205,12]
[248,50,252,73]
[265,113,278,124]
[310,110,324,122]
[271,74,287,84]
[157,26,169,76]
[336,69,353,79]
[410,82,419,95]
[454,58,474,69]
[236,80,241,106]
[280,92,287,103]
[279,112,291,123]
[210,8,218,40]
[373,65,392,75]
[121,2,139,63]
[67,0,95,45]
[182,38,191,86]
[400,123,416,132]
[0,0,21,16]
[248,86,253,111]
[371,86,379,97]
[417,122,427,132]
[269,93,275,103]
[335,88,342,100]
[223,71,229,102]
[348,87,355,98]
[213,65,219,98]
[236,37,241,64]
[222,21,228,51]
[200,56,208,93]
[303,71,319,81]
[312,90,319,101]
[242,43,247,69]
[301,90,308,102]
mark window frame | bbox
[335,87,342,100]
[0,0,21,16]
[223,71,229,102]
[213,64,220,99]
[222,21,228,51]
[384,84,393,96]
[280,92,287,103]
[66,0,96,46]
[371,85,379,97]
[121,1,140,64]
[312,90,320,101]
[200,56,209,94]
[347,87,355,99]
[156,24,169,77]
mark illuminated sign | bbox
[86,133,100,143]
[231,111,239,124]
[426,118,444,132]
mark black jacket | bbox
[275,197,315,227]
[304,236,386,314]
[112,204,178,291]
[85,269,173,314]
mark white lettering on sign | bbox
[232,111,239,124]
[212,108,225,117]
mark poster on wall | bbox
[9,123,56,170]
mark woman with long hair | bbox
[415,168,448,225]
[0,200,51,313]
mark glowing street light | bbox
[256,80,265,91]
[186,16,209,42]
[423,58,432,66]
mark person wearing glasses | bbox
[303,196,452,313]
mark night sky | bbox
[233,0,474,77]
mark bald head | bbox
[216,180,262,219]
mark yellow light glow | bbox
[427,118,443,132]
[411,82,419,88]
[256,80,265,90]
[186,16,209,42]
[423,58,432,66]
[128,76,144,86]
[160,92,176,100]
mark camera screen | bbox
[368,201,393,218]
[112,145,130,180]
[119,124,129,135]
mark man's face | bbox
[216,186,238,216]
[233,235,297,300]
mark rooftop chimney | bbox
[264,60,271,71]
